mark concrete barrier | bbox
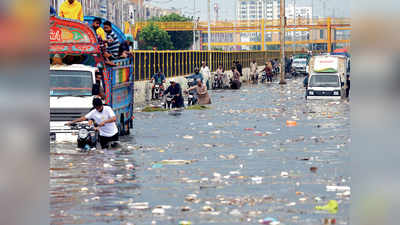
[134,66,266,105]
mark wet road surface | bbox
[50,78,350,225]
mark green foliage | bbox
[149,13,194,50]
[139,22,173,50]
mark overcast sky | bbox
[145,0,351,20]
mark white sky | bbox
[145,0,351,20]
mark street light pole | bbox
[193,0,196,50]
[207,0,211,51]
[279,0,287,85]
[293,0,296,54]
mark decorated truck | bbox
[49,16,134,142]
[306,55,348,100]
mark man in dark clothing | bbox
[163,80,184,108]
[346,74,350,98]
[235,61,243,77]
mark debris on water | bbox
[80,187,88,192]
[280,171,289,177]
[259,217,280,225]
[202,205,215,212]
[152,207,165,215]
[210,130,221,134]
[103,163,112,168]
[185,194,198,202]
[286,120,297,127]
[152,163,163,168]
[324,218,337,224]
[125,164,134,169]
[181,206,191,212]
[326,186,350,192]
[315,200,339,214]
[229,209,242,216]
[244,128,255,131]
[208,122,213,126]
[183,135,193,139]
[251,176,263,184]
[129,202,149,210]
[310,166,318,173]
[155,160,195,165]
[179,221,192,225]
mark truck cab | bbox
[50,64,98,142]
[306,55,347,100]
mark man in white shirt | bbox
[200,61,211,89]
[66,98,119,149]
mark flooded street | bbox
[50,78,350,225]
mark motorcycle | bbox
[70,123,97,151]
[164,94,180,109]
[185,78,198,106]
[260,71,267,83]
[152,81,164,100]
[212,73,223,89]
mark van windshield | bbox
[309,75,339,88]
[50,70,93,96]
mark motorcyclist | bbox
[151,70,166,99]
[185,67,204,86]
[230,66,241,89]
[163,79,184,108]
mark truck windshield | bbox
[50,70,93,96]
[294,60,307,65]
[309,75,339,88]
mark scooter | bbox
[212,73,223,89]
[70,123,97,151]
[260,71,267,83]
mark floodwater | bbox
[50,78,350,225]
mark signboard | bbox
[313,56,339,73]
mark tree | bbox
[139,22,173,50]
[150,13,194,50]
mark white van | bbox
[50,64,97,142]
[306,55,347,100]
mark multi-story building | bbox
[143,3,181,20]
[50,0,140,30]
[287,4,312,44]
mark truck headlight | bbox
[309,91,314,95]
[79,129,89,139]
[333,91,340,96]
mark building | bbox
[50,0,140,30]
[143,3,181,20]
[287,4,312,45]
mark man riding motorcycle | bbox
[151,70,166,100]
[186,67,204,86]
[163,79,185,108]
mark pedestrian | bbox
[346,74,350,98]
[250,59,258,82]
[230,66,241,89]
[236,60,243,77]
[59,0,83,21]
[200,61,211,88]
[262,62,273,82]
[186,80,211,105]
[104,21,120,59]
[92,17,106,42]
[65,98,119,149]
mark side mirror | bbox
[92,83,100,95]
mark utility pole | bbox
[293,0,296,54]
[207,0,211,51]
[193,0,196,50]
[279,0,287,85]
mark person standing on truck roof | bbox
[92,17,106,41]
[59,0,83,21]
[66,98,119,149]
[103,21,120,59]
